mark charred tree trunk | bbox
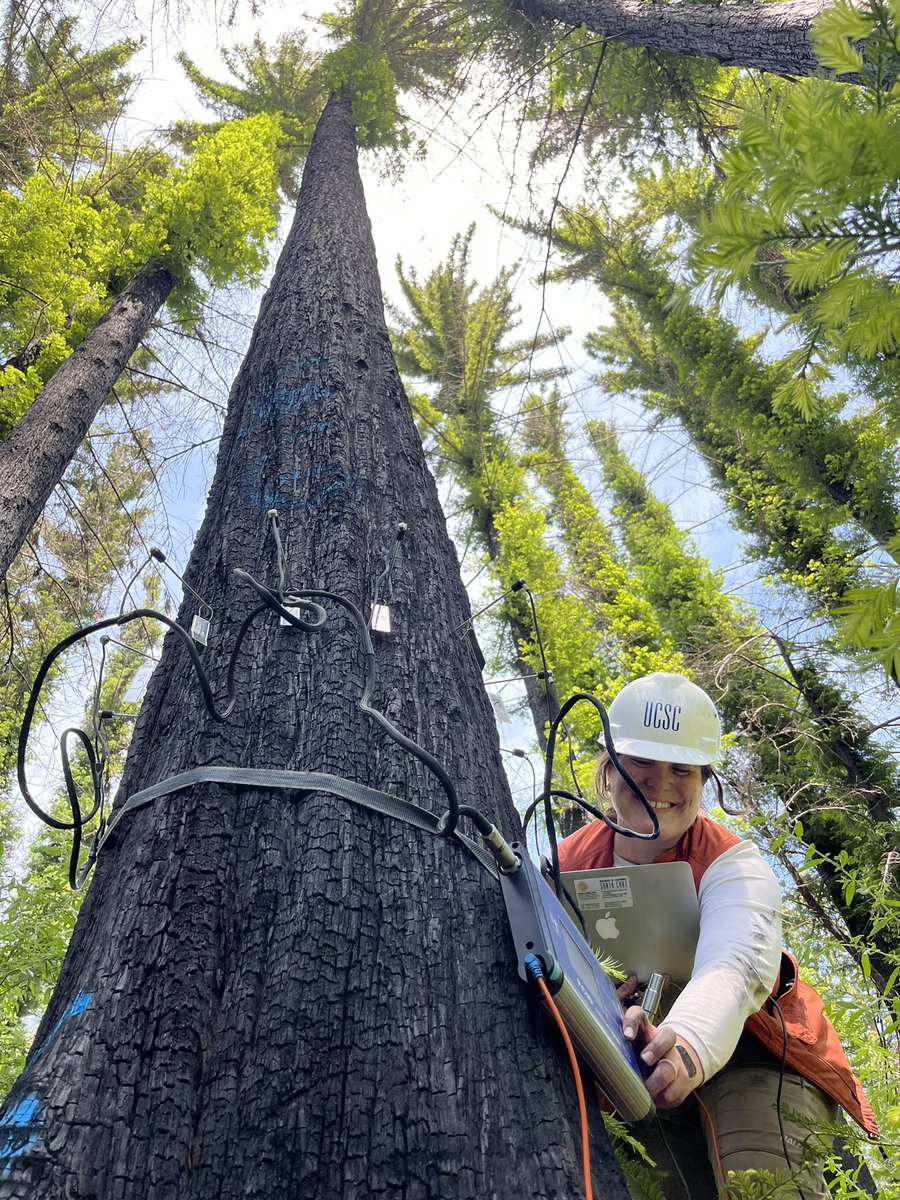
[0,94,628,1199]
[513,0,831,78]
[0,261,174,581]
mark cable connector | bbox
[641,973,669,1023]
[482,825,521,875]
[524,953,544,983]
[442,806,520,873]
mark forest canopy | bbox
[0,0,898,1194]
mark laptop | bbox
[559,862,700,985]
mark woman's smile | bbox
[609,754,705,859]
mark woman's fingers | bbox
[616,974,639,1004]
[621,1003,650,1043]
[642,1034,703,1108]
[620,1008,702,1107]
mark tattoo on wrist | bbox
[675,1045,697,1079]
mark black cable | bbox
[234,571,461,838]
[17,599,281,834]
[266,509,289,603]
[519,585,594,825]
[521,787,604,858]
[770,997,809,1200]
[58,727,100,889]
[543,789,608,937]
[91,637,111,792]
[455,578,525,631]
[20,555,469,886]
[521,584,556,733]
[118,554,150,616]
[372,523,406,607]
[561,873,590,940]
[547,788,606,824]
[521,794,542,833]
[149,548,213,622]
[541,693,660,903]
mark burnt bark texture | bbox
[0,94,629,1200]
[0,261,175,581]
[514,0,830,77]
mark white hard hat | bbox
[605,673,722,766]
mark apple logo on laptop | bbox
[595,912,619,940]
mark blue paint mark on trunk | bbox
[236,357,335,445]
[28,990,92,1068]
[0,1093,45,1175]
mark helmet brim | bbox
[608,736,720,767]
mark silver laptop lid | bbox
[560,861,700,985]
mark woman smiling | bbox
[557,673,877,1199]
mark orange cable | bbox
[695,1092,725,1188]
[536,975,593,1200]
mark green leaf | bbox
[814,32,865,75]
[813,0,877,46]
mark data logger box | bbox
[499,844,654,1124]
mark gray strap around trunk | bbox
[100,766,497,877]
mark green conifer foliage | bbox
[177,0,474,181]
[525,23,741,172]
[536,201,900,623]
[0,113,282,437]
[391,227,575,744]
[392,226,562,548]
[0,9,138,187]
[175,34,324,197]
[692,1,900,415]
[391,231,679,787]
[522,390,682,682]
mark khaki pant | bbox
[629,1048,840,1200]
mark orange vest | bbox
[557,815,879,1135]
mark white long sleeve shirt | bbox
[616,839,783,1081]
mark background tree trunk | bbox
[513,0,829,77]
[0,261,174,581]
[0,93,628,1200]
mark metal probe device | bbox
[641,972,669,1023]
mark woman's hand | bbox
[621,1004,704,1108]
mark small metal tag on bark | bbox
[488,690,514,724]
[280,605,301,628]
[190,615,210,645]
[369,603,393,635]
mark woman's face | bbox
[606,755,704,851]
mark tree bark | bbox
[0,93,628,1200]
[0,261,175,582]
[513,0,830,77]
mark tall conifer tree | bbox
[0,91,628,1200]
